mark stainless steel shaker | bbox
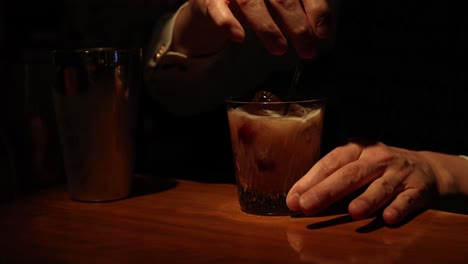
[51,48,141,202]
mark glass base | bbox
[238,189,293,216]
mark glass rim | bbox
[225,96,326,105]
[51,47,141,55]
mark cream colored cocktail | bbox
[227,98,325,215]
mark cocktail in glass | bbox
[226,94,325,215]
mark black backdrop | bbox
[2,0,467,188]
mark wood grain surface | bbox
[1,175,467,264]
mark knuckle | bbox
[269,0,296,10]
[236,0,261,9]
[403,189,426,207]
[205,0,224,10]
[314,188,333,205]
[376,178,395,196]
[205,0,232,26]
[344,141,365,153]
[290,24,312,38]
[262,23,281,35]
[318,152,341,173]
[310,0,331,16]
[344,164,365,186]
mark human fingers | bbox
[382,187,430,225]
[235,0,288,55]
[301,0,334,39]
[266,0,316,58]
[201,0,246,42]
[348,148,437,225]
[347,169,408,220]
[297,158,386,215]
[286,143,363,211]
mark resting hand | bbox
[286,141,441,225]
[189,0,337,58]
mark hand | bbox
[286,141,440,225]
[188,0,338,59]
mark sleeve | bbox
[143,2,297,116]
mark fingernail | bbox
[230,27,245,42]
[315,16,331,39]
[286,192,301,210]
[268,37,288,56]
[383,208,400,225]
[297,46,317,60]
[299,192,320,212]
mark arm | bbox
[172,0,337,59]
[421,152,468,196]
[144,2,297,116]
[144,0,338,116]
[170,1,229,57]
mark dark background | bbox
[0,0,184,199]
[303,1,468,155]
[1,1,467,199]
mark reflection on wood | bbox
[1,178,467,263]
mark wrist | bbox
[418,151,466,196]
[172,2,228,57]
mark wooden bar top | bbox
[1,175,467,264]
